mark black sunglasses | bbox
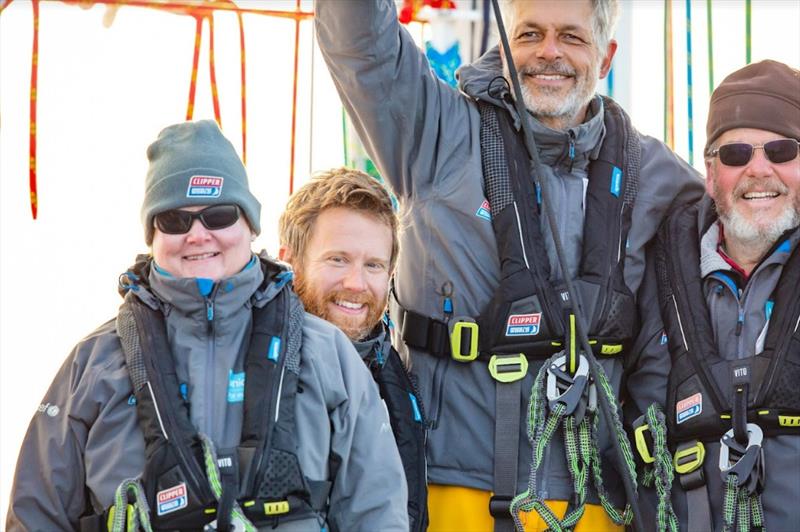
[154,204,240,235]
[710,139,799,167]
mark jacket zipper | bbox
[204,285,218,437]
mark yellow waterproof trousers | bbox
[428,484,623,532]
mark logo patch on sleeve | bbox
[505,313,541,336]
[156,483,188,516]
[186,175,223,198]
[475,199,492,221]
[676,393,702,424]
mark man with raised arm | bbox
[316,1,704,530]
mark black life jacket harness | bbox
[81,256,330,532]
[362,322,429,532]
[651,200,800,532]
[392,94,641,530]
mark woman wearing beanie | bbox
[6,120,409,531]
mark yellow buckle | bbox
[488,354,528,383]
[600,344,623,355]
[264,500,290,515]
[674,441,705,475]
[634,423,655,464]
[107,504,135,531]
[450,319,479,362]
[779,415,800,427]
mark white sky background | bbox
[1,0,798,521]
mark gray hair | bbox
[498,0,620,52]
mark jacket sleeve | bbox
[624,135,705,294]
[326,330,409,532]
[623,246,671,422]
[6,329,132,532]
[314,0,474,200]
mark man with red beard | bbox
[278,167,428,532]
[635,60,800,531]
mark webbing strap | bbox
[492,379,521,532]
[201,435,257,532]
[685,484,713,532]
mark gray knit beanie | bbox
[141,120,261,245]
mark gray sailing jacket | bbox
[640,199,800,531]
[316,0,704,503]
[6,254,408,532]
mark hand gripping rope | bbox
[489,1,645,530]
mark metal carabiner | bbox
[546,353,595,421]
[719,423,765,495]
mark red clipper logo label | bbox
[156,483,188,516]
[505,313,541,336]
[676,393,702,424]
[187,175,224,198]
[475,199,492,221]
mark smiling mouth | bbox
[184,252,220,261]
[741,191,780,200]
[333,300,366,313]
[529,73,571,80]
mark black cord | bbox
[488,2,644,530]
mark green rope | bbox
[109,479,153,532]
[723,474,737,532]
[200,434,258,532]
[706,0,714,93]
[341,107,350,166]
[737,487,750,532]
[511,354,637,531]
[722,470,767,532]
[745,0,752,64]
[637,404,679,532]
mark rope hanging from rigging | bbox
[663,0,675,150]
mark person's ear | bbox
[278,245,292,264]
[598,40,618,79]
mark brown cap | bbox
[705,60,800,153]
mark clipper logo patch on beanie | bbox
[187,175,224,198]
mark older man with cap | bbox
[6,120,409,532]
[628,60,800,531]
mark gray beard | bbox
[719,205,800,249]
[502,62,599,130]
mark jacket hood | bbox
[458,46,509,107]
[458,44,606,168]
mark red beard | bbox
[294,276,385,341]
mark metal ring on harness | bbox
[546,354,596,420]
[719,423,765,495]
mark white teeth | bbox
[185,252,218,261]
[336,300,364,310]
[534,74,567,80]
[742,191,779,199]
